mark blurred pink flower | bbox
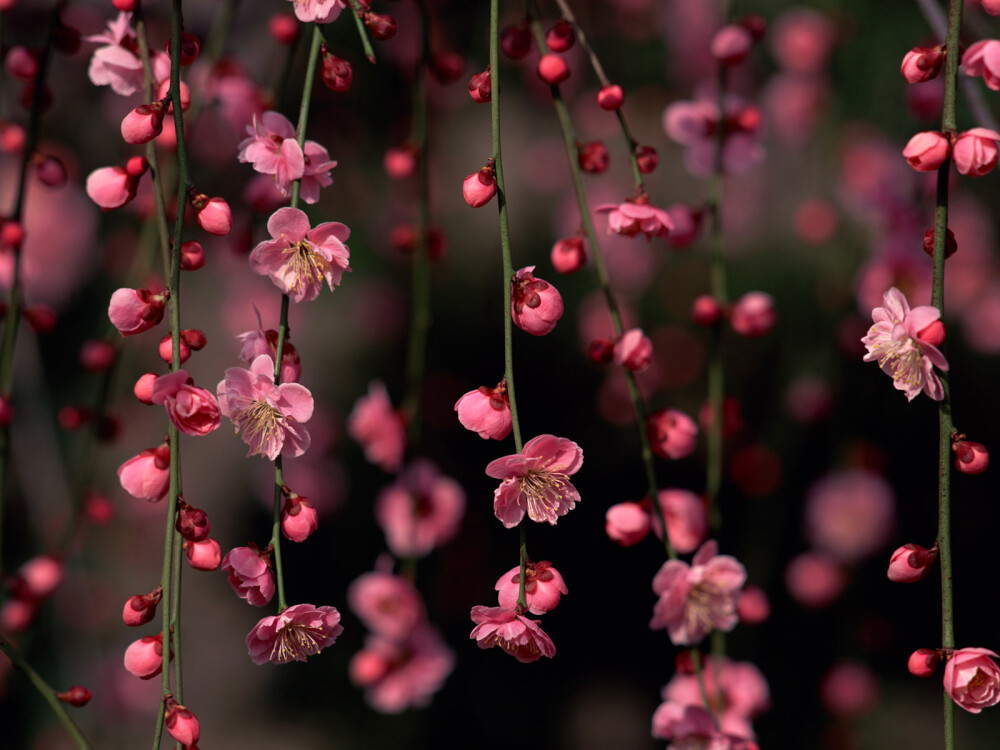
[663,97,764,177]
[661,656,769,740]
[222,545,275,607]
[652,702,752,749]
[614,328,653,372]
[249,207,351,303]
[218,354,313,460]
[350,626,454,712]
[770,7,836,74]
[650,540,746,645]
[596,198,673,239]
[486,434,583,528]
[861,286,949,401]
[151,370,221,437]
[84,12,169,96]
[469,605,556,663]
[944,648,1000,713]
[348,381,406,473]
[804,468,895,563]
[785,551,845,608]
[237,112,305,196]
[375,459,465,557]
[820,662,879,718]
[962,40,1000,90]
[495,560,568,615]
[647,408,699,460]
[348,571,425,641]
[605,501,652,547]
[289,0,346,23]
[246,603,344,664]
[656,489,709,555]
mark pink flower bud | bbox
[468,68,491,103]
[597,84,624,111]
[691,295,722,326]
[176,501,211,542]
[737,585,771,624]
[108,288,167,336]
[730,291,777,337]
[908,648,941,678]
[656,489,709,554]
[983,0,1000,15]
[613,328,653,372]
[605,501,651,546]
[191,194,232,236]
[113,0,136,10]
[923,227,958,258]
[84,490,114,524]
[537,53,570,85]
[944,648,1000,713]
[164,696,200,746]
[269,13,299,45]
[495,560,568,614]
[901,45,944,84]
[11,554,63,599]
[902,131,950,172]
[954,439,989,474]
[118,445,170,502]
[85,166,134,210]
[501,23,532,59]
[430,50,465,84]
[363,12,396,40]
[384,145,417,179]
[0,121,26,154]
[123,633,167,679]
[962,40,1000,90]
[121,103,165,144]
[321,47,353,92]
[79,339,116,372]
[462,166,497,207]
[6,47,37,80]
[122,587,162,627]
[281,491,319,542]
[222,545,275,606]
[134,373,157,404]
[953,127,1000,177]
[154,79,190,112]
[917,319,946,347]
[33,154,66,188]
[125,156,149,177]
[158,334,191,364]
[180,240,205,271]
[635,145,658,174]
[550,235,586,274]
[887,543,937,582]
[665,205,701,248]
[167,32,201,66]
[455,380,512,440]
[646,408,699,460]
[511,265,563,336]
[23,305,55,333]
[56,686,91,707]
[578,140,609,173]
[711,24,754,65]
[1,219,25,250]
[182,328,207,350]
[588,338,614,364]
[545,20,575,52]
[786,551,845,608]
[185,538,221,571]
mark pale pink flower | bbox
[117,444,170,502]
[350,626,454,713]
[469,605,556,663]
[953,128,1000,177]
[217,354,313,460]
[247,603,343,664]
[454,380,512,440]
[820,662,879,718]
[108,288,166,336]
[944,648,1000,713]
[236,307,301,384]
[222,545,275,607]
[861,286,949,401]
[300,141,337,204]
[804,468,895,563]
[123,633,166,679]
[348,381,406,473]
[288,0,346,24]
[647,408,699,460]
[652,702,738,748]
[661,656,770,740]
[375,460,465,557]
[785,551,844,608]
[730,292,777,337]
[650,540,746,645]
[249,207,351,303]
[663,97,765,177]
[605,501,652,547]
[495,560,568,615]
[151,370,221,437]
[511,266,564,336]
[84,12,169,96]
[962,39,1000,90]
[656,489,709,555]
[237,112,305,196]
[596,198,674,240]
[486,434,583,528]
[348,571,425,641]
[614,328,653,372]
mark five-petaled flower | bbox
[485,434,583,528]
[861,286,949,401]
[246,603,344,664]
[469,605,556,663]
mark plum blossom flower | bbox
[151,371,221,437]
[663,95,765,177]
[495,560,568,615]
[250,207,351,303]
[222,545,275,606]
[348,571,425,641]
[288,0,347,24]
[375,460,465,557]
[469,605,555,663]
[238,112,305,196]
[861,286,949,401]
[651,702,741,748]
[650,540,746,646]
[804,468,895,563]
[962,39,1000,90]
[596,197,674,240]
[350,626,454,713]
[953,128,1000,177]
[485,434,583,528]
[246,603,344,664]
[300,141,337,204]
[348,381,406,473]
[944,648,1000,713]
[237,307,302,383]
[217,354,313,460]
[455,379,512,440]
[84,12,169,96]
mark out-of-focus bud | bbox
[537,53,570,85]
[545,20,575,52]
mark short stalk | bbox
[348,0,377,64]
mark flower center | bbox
[877,338,924,389]
[233,399,283,453]
[284,239,331,296]
[520,469,569,520]
[683,580,728,639]
[273,622,324,664]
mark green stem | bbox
[934,1,962,747]
[348,0,377,64]
[524,1,675,560]
[0,637,94,750]
[689,647,716,721]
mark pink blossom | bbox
[614,328,653,372]
[249,207,351,303]
[123,633,166,679]
[10,555,63,600]
[953,128,1000,177]
[785,551,844,608]
[85,165,139,210]
[909,648,941,678]
[495,560,568,615]
[652,702,741,748]
[887,543,937,583]
[348,381,406,473]
[597,84,624,111]
[84,12,169,96]
[711,25,754,65]
[222,545,275,607]
[983,0,1000,15]
[730,292,777,337]
[820,662,879,718]
[902,130,950,172]
[122,588,161,627]
[469,605,556,663]
[901,45,944,84]
[962,39,1000,90]
[348,571,425,640]
[454,380,512,440]
[511,266,564,336]
[288,0,346,23]
[663,97,765,177]
[300,141,337,204]
[770,7,835,74]
[605,501,652,547]
[550,235,587,273]
[350,626,454,713]
[217,354,313,460]
[861,286,949,401]
[164,697,200,747]
[463,168,497,207]
[650,540,746,645]
[596,198,674,240]
[486,434,583,528]
[185,538,221,571]
[117,444,170,502]
[237,112,305,196]
[656,489,709,555]
[665,204,702,248]
[647,408,699,460]
[121,103,165,144]
[108,288,166,336]
[954,439,989,474]
[151,370,221,436]
[192,194,233,236]
[247,603,343,664]
[375,460,465,557]
[804,468,895,563]
[236,307,301,384]
[944,648,1000,713]
[281,491,319,542]
[737,586,770,624]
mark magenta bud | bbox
[56,686,92,707]
[908,648,941,678]
[159,334,191,364]
[121,103,165,145]
[463,167,497,207]
[917,320,946,347]
[34,154,67,188]
[125,156,149,178]
[175,501,211,542]
[501,23,532,59]
[887,543,937,583]
[191,193,232,236]
[588,338,614,365]
[923,227,958,259]
[468,68,491,103]
[122,586,163,627]
[635,144,658,174]
[269,14,299,45]
[321,45,353,92]
[545,20,575,52]
[691,295,722,326]
[179,241,205,271]
[954,439,989,475]
[551,235,586,274]
[597,84,624,111]
[181,328,207,350]
[537,53,570,85]
[134,373,157,404]
[578,140,609,174]
[363,12,396,40]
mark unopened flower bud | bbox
[181,328,207,350]
[901,45,944,84]
[185,538,221,571]
[321,46,353,92]
[711,24,754,65]
[647,408,699,460]
[166,32,200,66]
[180,240,205,271]
[730,291,777,337]
[154,79,190,112]
[597,84,624,111]
[691,294,722,326]
[176,501,211,542]
[545,20,575,52]
[917,320,946,347]
[903,131,950,172]
[6,47,37,80]
[613,328,653,373]
[550,235,586,274]
[56,686,92,707]
[123,633,167,679]
[384,144,417,179]
[605,501,651,546]
[953,439,989,474]
[269,14,299,45]
[23,305,56,333]
[125,156,149,177]
[121,103,165,144]
[537,53,570,85]
[80,340,116,372]
[159,333,190,364]
[588,338,614,365]
[923,227,958,259]
[463,166,497,207]
[887,542,937,583]
[1,220,25,250]
[501,22,532,59]
[164,696,200,746]
[134,373,157,404]
[281,491,319,543]
[635,144,658,174]
[364,12,396,40]
[468,68,491,103]
[122,587,163,627]
[190,193,232,236]
[578,140,609,173]
[33,154,66,188]
[430,50,465,84]
[908,648,941,678]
